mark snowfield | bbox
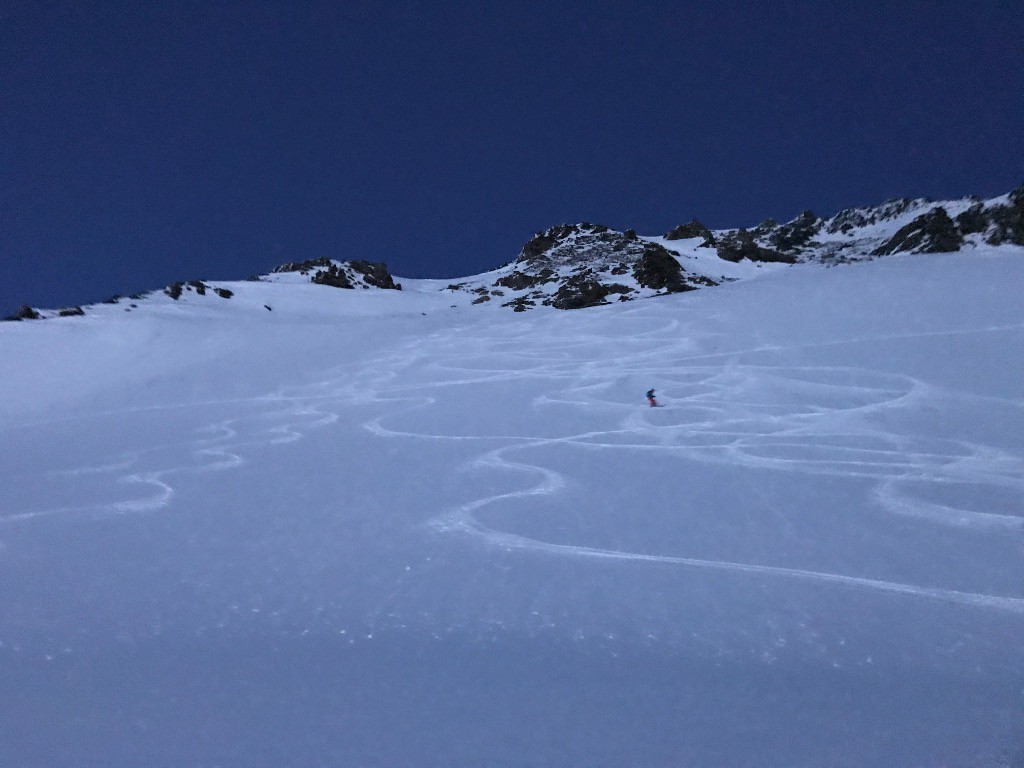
[1,247,1023,766]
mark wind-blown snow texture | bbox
[1,245,1023,765]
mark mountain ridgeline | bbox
[6,186,1023,320]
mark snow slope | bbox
[1,247,1023,766]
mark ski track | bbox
[4,320,1023,616]
[412,322,1024,615]
[0,397,352,523]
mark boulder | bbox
[550,277,614,310]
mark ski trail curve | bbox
[430,442,1024,616]
[449,512,1024,614]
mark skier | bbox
[646,389,658,407]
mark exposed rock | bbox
[495,269,556,290]
[472,295,491,304]
[955,203,989,235]
[768,211,821,252]
[311,264,354,289]
[273,257,333,274]
[501,296,536,312]
[348,260,401,290]
[873,207,963,255]
[946,188,1024,246]
[58,306,85,317]
[632,243,691,292]
[162,280,233,300]
[490,223,722,311]
[664,219,716,246]
[825,198,921,234]
[520,225,578,262]
[716,230,796,263]
[549,277,615,310]
[985,185,1024,246]
[4,305,41,321]
[308,259,404,290]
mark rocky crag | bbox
[444,224,717,312]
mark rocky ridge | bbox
[438,186,1023,310]
[5,186,1022,319]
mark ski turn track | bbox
[5,312,1022,618]
[410,315,1024,616]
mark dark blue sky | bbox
[2,1,1022,312]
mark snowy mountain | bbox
[1,190,1023,766]
[5,186,1023,320]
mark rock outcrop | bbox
[632,242,695,292]
[825,198,923,234]
[4,305,41,321]
[716,229,796,264]
[983,186,1024,246]
[165,280,235,300]
[767,211,821,252]
[872,207,963,256]
[269,258,402,290]
[664,220,716,246]
[466,223,718,310]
